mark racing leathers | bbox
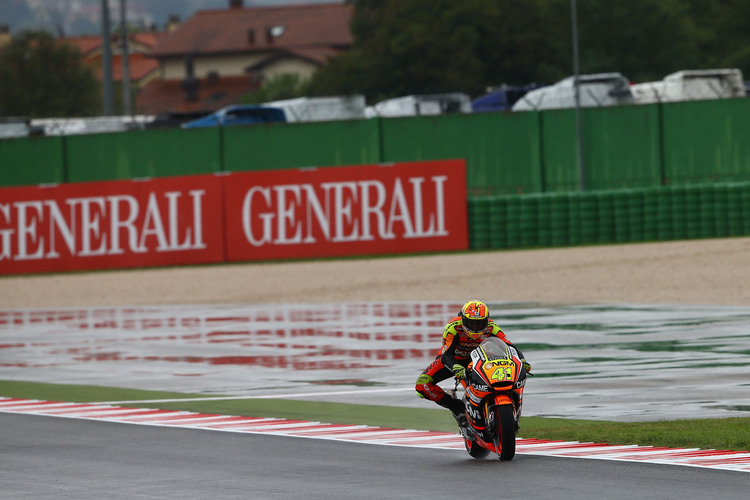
[415,316,525,417]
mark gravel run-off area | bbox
[1,237,749,308]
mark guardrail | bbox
[468,182,750,249]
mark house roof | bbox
[131,32,166,50]
[137,75,261,115]
[63,35,161,84]
[96,53,160,83]
[65,32,165,58]
[65,35,102,57]
[151,2,353,61]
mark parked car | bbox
[512,73,634,111]
[631,68,745,104]
[471,84,544,112]
[181,105,286,128]
[146,111,212,129]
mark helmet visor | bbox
[462,316,488,333]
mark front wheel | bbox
[493,404,517,461]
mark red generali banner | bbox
[0,174,226,275]
[0,160,467,275]
[223,160,467,261]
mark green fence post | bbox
[727,182,744,236]
[740,182,750,235]
[579,192,598,244]
[656,186,673,240]
[596,190,615,244]
[550,193,570,246]
[488,196,508,249]
[670,185,688,240]
[642,188,659,241]
[713,183,730,237]
[684,185,702,239]
[613,190,630,243]
[505,196,521,248]
[567,192,582,246]
[697,185,716,238]
[536,194,553,247]
[519,195,540,247]
[468,197,490,250]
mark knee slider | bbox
[415,373,433,398]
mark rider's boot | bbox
[438,395,465,419]
[439,395,472,438]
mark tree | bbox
[311,0,510,101]
[573,0,701,82]
[309,0,739,102]
[0,30,100,118]
[309,0,594,101]
[682,0,750,71]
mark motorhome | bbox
[631,68,745,104]
[512,73,634,111]
[366,93,472,118]
[265,95,366,122]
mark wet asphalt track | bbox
[3,412,749,500]
[3,301,750,498]
[2,301,750,422]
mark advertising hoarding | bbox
[223,160,467,261]
[0,175,225,275]
[0,160,467,275]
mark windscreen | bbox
[480,337,509,359]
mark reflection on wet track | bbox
[2,302,749,422]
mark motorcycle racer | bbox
[415,300,531,423]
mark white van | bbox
[631,68,745,104]
[365,93,472,118]
[511,72,634,111]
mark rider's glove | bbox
[452,364,466,380]
[521,359,532,374]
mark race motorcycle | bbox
[452,336,530,461]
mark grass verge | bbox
[1,380,748,452]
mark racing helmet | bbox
[460,300,489,339]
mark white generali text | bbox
[241,176,449,246]
[0,191,206,261]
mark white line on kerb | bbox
[99,387,414,405]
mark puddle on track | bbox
[1,302,749,422]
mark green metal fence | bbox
[64,128,222,183]
[4,100,750,252]
[223,118,381,172]
[3,99,750,190]
[0,135,65,186]
[379,112,543,195]
[661,99,750,185]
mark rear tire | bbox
[465,437,490,459]
[495,405,516,461]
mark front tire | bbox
[495,404,516,461]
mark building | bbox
[65,31,163,112]
[137,1,353,116]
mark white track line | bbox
[1,398,748,473]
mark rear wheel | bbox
[464,436,490,459]
[494,405,516,461]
